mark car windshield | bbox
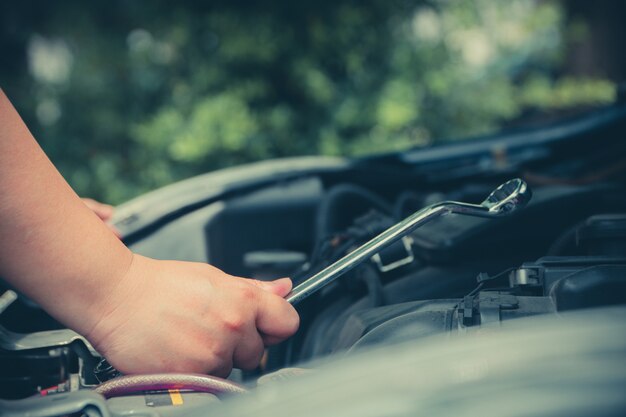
[1,0,623,203]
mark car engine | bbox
[1,105,626,416]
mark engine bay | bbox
[1,105,626,416]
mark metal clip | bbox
[371,236,415,273]
[509,267,542,287]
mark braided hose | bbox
[93,373,247,398]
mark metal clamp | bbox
[371,236,415,273]
[509,267,542,287]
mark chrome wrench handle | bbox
[286,178,531,305]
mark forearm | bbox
[0,89,133,336]
[0,89,299,376]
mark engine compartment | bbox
[1,105,626,415]
[2,180,625,402]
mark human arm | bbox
[0,89,298,376]
[80,198,121,237]
[81,197,114,221]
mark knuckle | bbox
[252,339,265,358]
[210,358,233,378]
[222,313,247,333]
[237,285,257,302]
[236,351,263,371]
[209,344,232,364]
[241,344,265,370]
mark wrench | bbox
[286,178,531,305]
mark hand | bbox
[81,198,114,221]
[86,254,299,376]
[0,90,296,377]
[81,198,121,237]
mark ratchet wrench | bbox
[286,178,531,305]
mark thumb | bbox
[250,278,293,298]
[255,279,300,344]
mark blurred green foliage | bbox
[0,0,616,203]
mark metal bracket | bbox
[509,267,543,287]
[371,236,415,273]
[459,295,476,327]
[457,292,519,329]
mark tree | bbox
[0,0,617,203]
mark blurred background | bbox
[1,0,624,204]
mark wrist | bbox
[82,252,147,351]
[47,245,136,341]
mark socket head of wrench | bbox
[481,178,531,216]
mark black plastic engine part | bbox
[204,177,322,277]
[94,358,122,383]
[408,185,626,263]
[0,348,73,399]
[308,254,626,355]
[243,250,307,281]
[549,264,626,311]
[509,256,626,302]
[328,294,556,353]
[314,183,392,243]
[298,264,498,360]
[576,214,626,256]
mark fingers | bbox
[81,198,121,237]
[248,278,299,346]
[255,287,300,343]
[82,198,114,221]
[88,257,298,377]
[216,278,298,371]
[232,327,265,370]
[209,356,234,378]
[250,277,293,297]
[261,333,285,346]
